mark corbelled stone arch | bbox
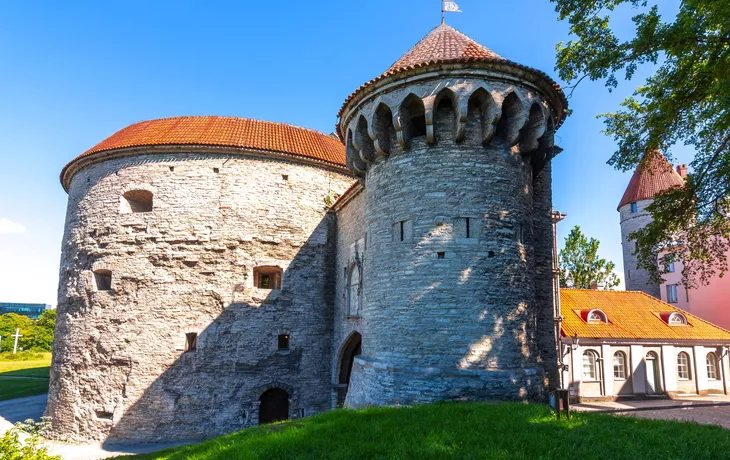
[430,87,461,144]
[354,115,376,166]
[346,128,366,177]
[465,87,501,145]
[395,93,427,149]
[496,91,526,147]
[520,102,547,153]
[370,102,394,157]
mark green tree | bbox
[552,0,730,287]
[27,310,56,352]
[0,314,35,353]
[560,226,621,289]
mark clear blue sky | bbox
[0,0,690,305]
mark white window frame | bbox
[706,352,719,380]
[582,350,600,381]
[667,285,678,303]
[613,351,627,380]
[677,352,691,380]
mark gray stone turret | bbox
[617,150,685,297]
[337,24,567,406]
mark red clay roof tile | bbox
[61,116,347,189]
[618,150,685,210]
[561,289,730,341]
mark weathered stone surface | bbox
[619,200,660,297]
[47,153,353,442]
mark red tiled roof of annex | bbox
[62,116,346,186]
[617,150,685,210]
[560,289,730,341]
[338,24,566,121]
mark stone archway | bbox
[336,332,362,406]
[258,388,289,424]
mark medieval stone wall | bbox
[619,199,660,297]
[47,151,354,442]
[340,75,559,406]
[331,188,365,406]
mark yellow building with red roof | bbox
[560,289,730,401]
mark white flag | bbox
[442,1,462,12]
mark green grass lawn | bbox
[125,402,730,460]
[0,353,51,401]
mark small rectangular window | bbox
[630,202,638,213]
[94,270,112,291]
[400,221,405,241]
[667,262,675,273]
[465,218,470,239]
[437,252,445,259]
[278,334,290,350]
[185,332,198,352]
[667,285,678,303]
[393,220,411,242]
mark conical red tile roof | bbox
[337,25,567,125]
[618,150,685,210]
[384,24,505,74]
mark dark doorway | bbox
[336,332,362,406]
[258,388,289,424]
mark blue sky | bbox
[0,0,689,305]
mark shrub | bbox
[0,418,59,460]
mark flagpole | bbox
[441,0,445,24]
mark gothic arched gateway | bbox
[336,332,362,406]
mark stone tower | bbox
[337,24,567,406]
[48,117,354,442]
[618,150,685,297]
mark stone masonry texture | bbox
[619,199,661,297]
[49,32,565,444]
[47,152,353,442]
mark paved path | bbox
[0,394,184,459]
[574,396,730,429]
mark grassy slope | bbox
[127,402,730,460]
[0,353,51,400]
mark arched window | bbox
[668,312,687,325]
[706,352,719,380]
[347,264,362,316]
[613,351,627,380]
[677,352,692,380]
[587,309,608,323]
[121,189,153,213]
[582,350,600,381]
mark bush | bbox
[0,418,59,460]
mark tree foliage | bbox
[553,0,730,287]
[0,311,55,353]
[560,226,621,289]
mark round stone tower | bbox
[337,24,567,406]
[48,116,354,442]
[618,150,685,297]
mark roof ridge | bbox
[119,115,341,141]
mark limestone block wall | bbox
[619,199,660,297]
[331,188,365,406]
[47,151,354,443]
[339,73,561,406]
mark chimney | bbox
[676,164,688,180]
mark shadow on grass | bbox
[126,402,730,460]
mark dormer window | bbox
[668,312,687,326]
[583,309,608,324]
[630,202,638,213]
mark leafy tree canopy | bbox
[560,226,621,289]
[0,311,55,353]
[553,0,730,287]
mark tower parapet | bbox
[337,25,567,407]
